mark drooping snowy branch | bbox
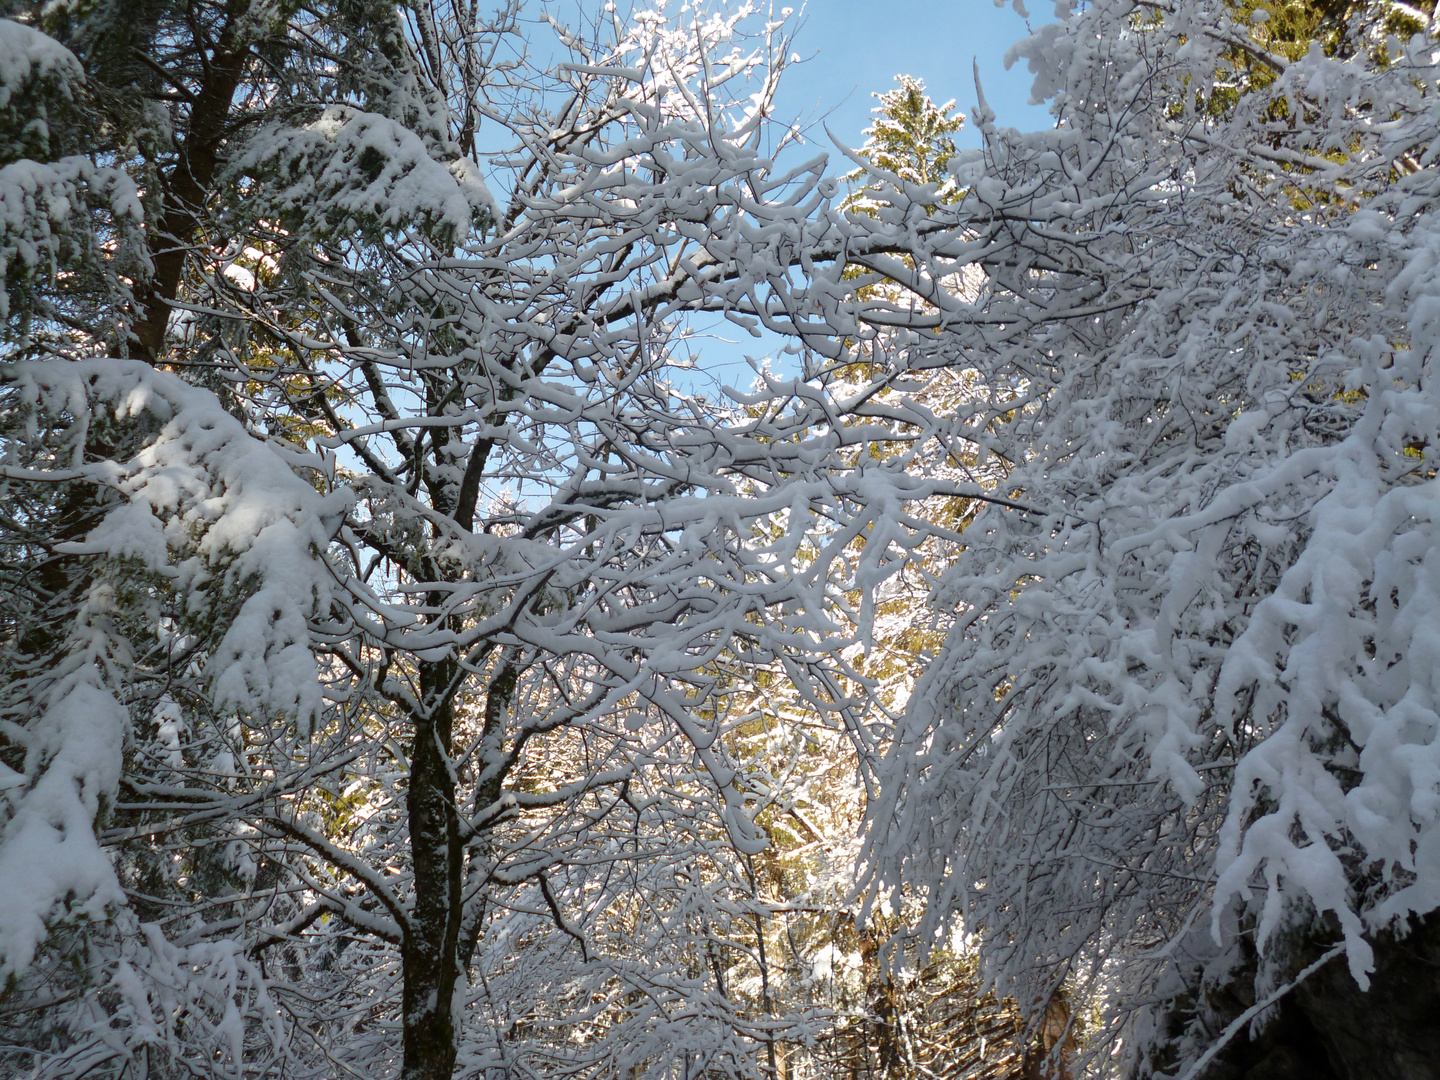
[0,359,343,983]
[858,0,1440,1066]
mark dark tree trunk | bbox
[401,657,464,1080]
[131,0,254,361]
[1288,915,1440,1080]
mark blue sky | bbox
[523,1,1055,151]
[769,0,1055,152]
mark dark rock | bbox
[1146,912,1440,1080]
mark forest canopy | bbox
[2,1,1440,1078]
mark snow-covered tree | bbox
[23,0,313,360]
[672,79,1057,1080]
[0,4,990,1078]
[0,16,144,340]
[857,0,1440,1074]
[842,76,965,216]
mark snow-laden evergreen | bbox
[7,0,1440,1075]
[0,359,340,1073]
[0,19,143,328]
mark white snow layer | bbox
[0,359,346,977]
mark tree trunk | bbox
[401,657,463,1080]
[131,0,254,360]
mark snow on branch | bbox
[0,358,345,979]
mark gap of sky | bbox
[770,0,1054,153]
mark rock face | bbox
[1287,914,1440,1080]
[1140,913,1440,1080]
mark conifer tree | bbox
[843,75,965,215]
[854,0,1440,1075]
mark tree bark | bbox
[401,657,463,1080]
[131,0,255,361]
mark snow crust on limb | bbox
[0,615,127,981]
[857,0,1440,1063]
[107,928,283,1074]
[1212,381,1440,984]
[13,358,346,725]
[0,19,142,321]
[0,358,343,978]
[0,16,80,92]
[234,105,497,243]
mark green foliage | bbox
[842,76,964,215]
[1181,0,1429,119]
